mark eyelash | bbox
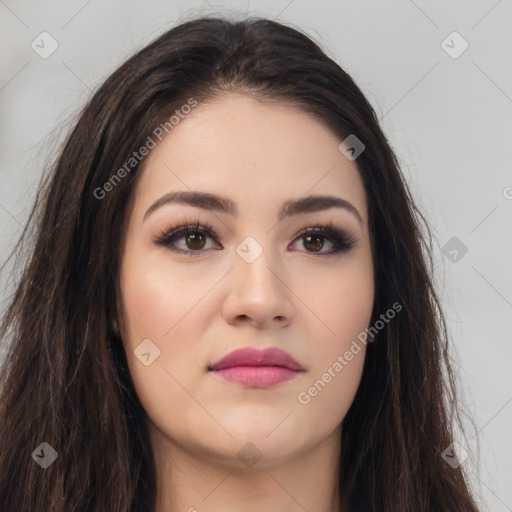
[153,219,357,257]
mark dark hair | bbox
[0,14,480,512]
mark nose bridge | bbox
[234,233,282,295]
[223,233,294,327]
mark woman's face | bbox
[117,93,374,468]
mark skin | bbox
[116,93,375,512]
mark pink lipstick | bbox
[208,347,303,388]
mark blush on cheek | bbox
[120,268,193,346]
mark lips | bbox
[208,347,304,388]
[208,347,303,371]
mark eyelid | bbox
[153,218,358,256]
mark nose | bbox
[221,248,295,330]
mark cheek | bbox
[118,253,221,422]
[294,278,371,435]
[296,254,374,346]
[293,258,373,428]
[120,270,179,346]
[296,346,366,428]
[119,257,215,349]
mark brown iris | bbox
[186,232,207,250]
[303,234,324,252]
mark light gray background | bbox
[1,1,511,510]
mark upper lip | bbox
[209,347,303,371]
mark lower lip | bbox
[209,366,301,388]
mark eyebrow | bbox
[143,190,363,225]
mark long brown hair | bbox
[0,14,480,511]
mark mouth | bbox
[208,346,304,388]
[209,365,302,388]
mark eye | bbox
[153,219,357,257]
[153,220,219,256]
[289,221,357,256]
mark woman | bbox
[0,15,480,512]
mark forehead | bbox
[132,93,368,226]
